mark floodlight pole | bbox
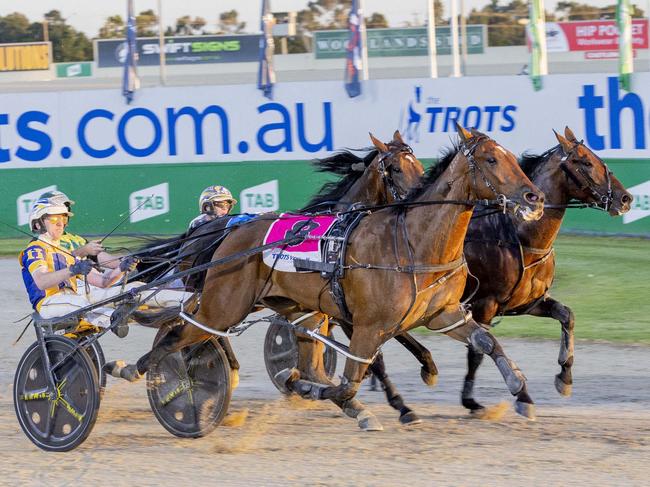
[157,0,167,85]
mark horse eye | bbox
[393,166,402,173]
[580,159,593,167]
[487,157,497,165]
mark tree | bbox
[43,10,92,62]
[98,15,124,39]
[0,12,35,43]
[136,9,158,37]
[556,2,644,20]
[467,0,552,46]
[218,10,245,34]
[366,13,388,29]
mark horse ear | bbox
[564,126,578,142]
[393,130,405,144]
[455,122,473,142]
[470,127,488,138]
[554,129,573,153]
[369,132,388,152]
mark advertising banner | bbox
[0,42,50,72]
[55,62,92,78]
[527,19,649,53]
[314,26,486,58]
[0,73,649,235]
[95,34,261,67]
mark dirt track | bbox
[1,258,649,486]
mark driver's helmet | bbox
[198,185,237,214]
[28,198,73,233]
[39,190,74,211]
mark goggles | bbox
[213,201,232,210]
[46,215,69,225]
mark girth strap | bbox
[344,256,465,274]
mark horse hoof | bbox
[420,367,438,387]
[399,411,422,426]
[230,369,240,390]
[469,407,487,418]
[554,375,572,397]
[104,361,142,383]
[514,400,536,421]
[357,410,383,431]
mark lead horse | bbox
[124,125,545,431]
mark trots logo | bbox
[129,183,169,223]
[398,85,517,143]
[17,185,57,226]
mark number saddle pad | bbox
[262,213,337,272]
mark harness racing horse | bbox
[126,124,544,431]
[456,127,633,413]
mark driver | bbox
[188,185,237,231]
[19,198,191,333]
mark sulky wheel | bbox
[263,320,338,394]
[13,336,100,452]
[147,337,232,438]
[81,340,106,400]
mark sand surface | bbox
[1,258,648,486]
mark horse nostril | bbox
[622,194,633,205]
[524,192,540,203]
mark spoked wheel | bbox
[147,338,232,438]
[263,320,338,394]
[13,336,100,452]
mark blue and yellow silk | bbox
[59,232,87,253]
[19,239,78,310]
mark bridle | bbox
[461,136,517,214]
[376,143,416,202]
[559,141,613,212]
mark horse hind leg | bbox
[527,297,574,397]
[370,352,421,426]
[461,345,486,413]
[393,333,438,387]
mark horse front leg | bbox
[527,296,575,396]
[447,319,536,420]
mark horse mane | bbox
[301,148,379,210]
[519,144,560,177]
[401,141,461,203]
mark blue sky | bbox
[0,0,627,38]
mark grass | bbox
[2,234,648,344]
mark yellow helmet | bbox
[199,185,236,214]
[29,198,72,233]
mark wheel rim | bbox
[264,321,337,393]
[14,338,98,451]
[147,339,231,437]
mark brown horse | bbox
[128,125,545,430]
[458,126,633,412]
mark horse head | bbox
[554,127,633,216]
[368,130,424,202]
[457,124,544,221]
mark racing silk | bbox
[19,238,78,310]
[187,213,256,232]
[59,232,87,253]
[188,214,212,232]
